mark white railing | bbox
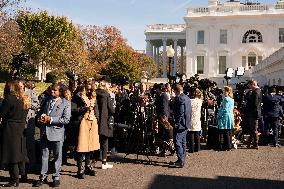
[239,5,269,11]
[187,4,283,15]
[146,24,186,32]
[215,6,234,12]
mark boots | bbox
[77,155,85,179]
[85,154,96,176]
[1,179,19,187]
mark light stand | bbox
[167,45,175,84]
[224,68,234,86]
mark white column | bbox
[150,43,154,57]
[180,46,184,74]
[173,39,178,76]
[156,46,160,77]
[162,39,167,78]
[146,40,151,56]
[153,45,156,62]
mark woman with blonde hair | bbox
[0,80,30,187]
[96,78,115,169]
[71,81,100,179]
[217,86,234,151]
[188,88,203,153]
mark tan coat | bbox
[76,95,100,152]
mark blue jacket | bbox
[217,97,234,130]
[173,93,192,130]
[39,97,71,142]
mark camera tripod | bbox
[123,104,155,164]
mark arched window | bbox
[242,30,263,43]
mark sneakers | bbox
[101,163,113,170]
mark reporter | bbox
[217,86,234,151]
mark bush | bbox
[45,71,61,84]
[0,68,10,83]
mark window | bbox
[197,30,204,44]
[248,52,256,69]
[242,30,263,43]
[258,56,262,64]
[279,28,284,43]
[220,29,227,44]
[197,56,204,74]
[219,56,226,74]
[273,79,276,85]
[242,56,246,68]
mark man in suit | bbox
[170,84,192,168]
[245,80,262,149]
[34,83,71,187]
[263,87,284,147]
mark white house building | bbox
[145,0,284,85]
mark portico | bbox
[145,24,186,78]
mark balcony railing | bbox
[239,5,269,11]
[187,4,284,16]
[145,24,186,32]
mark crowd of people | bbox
[0,76,283,187]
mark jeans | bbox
[174,129,187,164]
[40,136,63,181]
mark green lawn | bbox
[0,82,51,98]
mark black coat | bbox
[263,94,284,118]
[156,92,169,117]
[96,89,115,137]
[245,88,262,119]
[0,95,28,164]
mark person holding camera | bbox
[33,83,71,187]
[155,84,174,156]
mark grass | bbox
[0,82,51,98]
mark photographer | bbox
[155,84,174,156]
[262,86,284,147]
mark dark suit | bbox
[173,93,192,165]
[245,88,262,146]
[38,97,71,181]
[263,94,284,145]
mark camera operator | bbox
[245,80,262,150]
[262,86,284,147]
[155,83,174,156]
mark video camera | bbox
[10,53,29,80]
